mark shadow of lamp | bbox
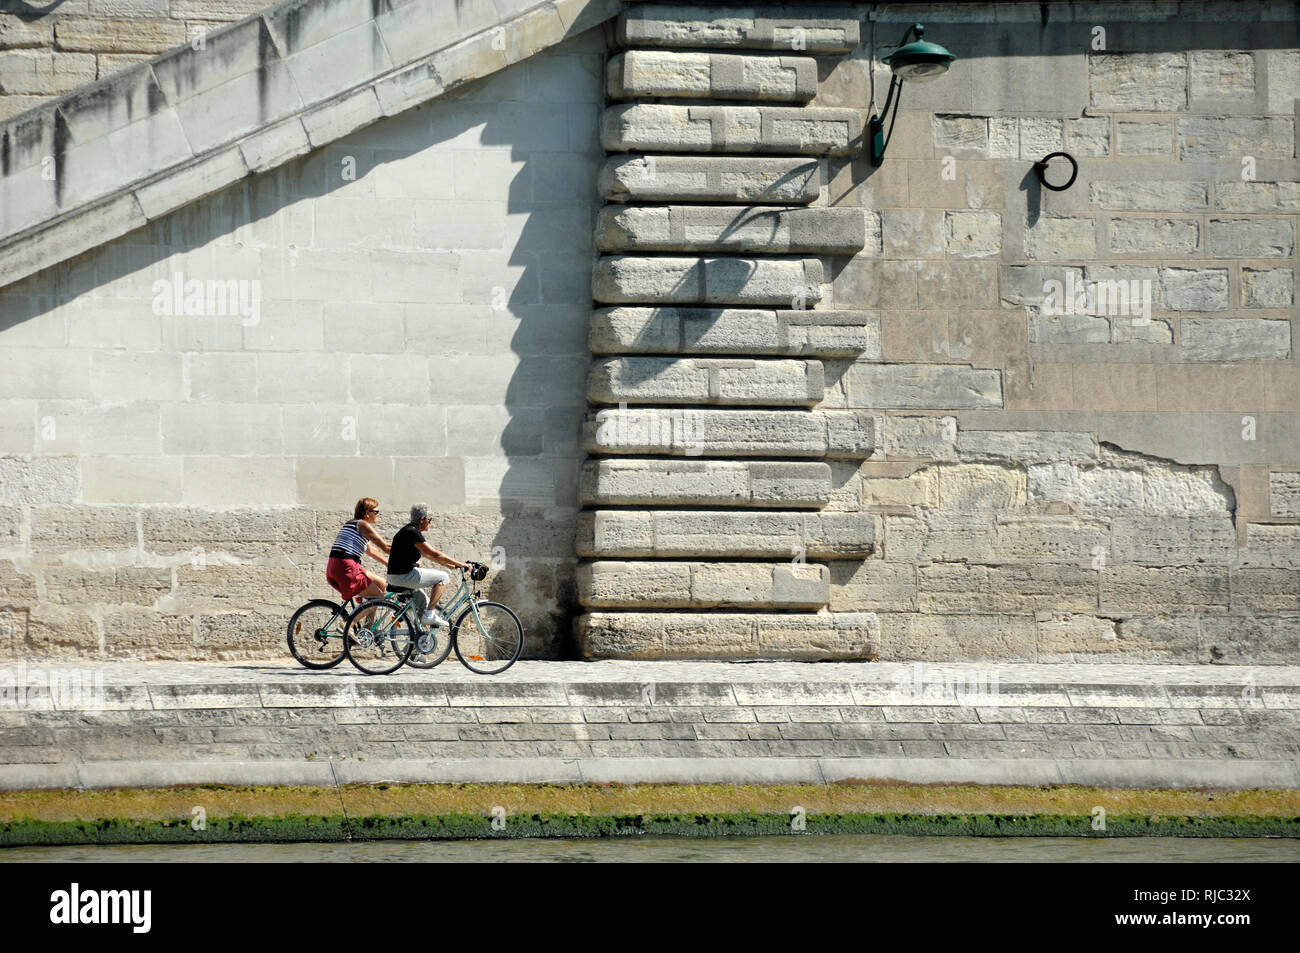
[869,24,956,166]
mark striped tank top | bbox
[329,520,366,560]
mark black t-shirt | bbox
[388,523,426,575]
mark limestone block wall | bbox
[0,0,268,122]
[0,30,606,659]
[574,1,1300,664]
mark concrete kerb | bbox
[2,757,1297,791]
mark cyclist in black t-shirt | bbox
[386,502,471,627]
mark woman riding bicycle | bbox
[326,497,391,602]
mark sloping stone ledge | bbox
[0,0,623,289]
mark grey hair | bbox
[409,503,430,523]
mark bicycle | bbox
[286,596,358,669]
[343,560,524,675]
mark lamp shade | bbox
[883,38,956,82]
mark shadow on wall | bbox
[0,60,600,659]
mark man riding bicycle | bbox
[386,503,472,628]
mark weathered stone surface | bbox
[601,104,863,155]
[828,560,916,612]
[1242,268,1293,309]
[595,205,868,254]
[607,50,817,101]
[1161,268,1228,311]
[1090,53,1187,111]
[1178,117,1294,158]
[877,613,1037,662]
[1269,472,1300,518]
[1180,318,1291,362]
[575,510,875,558]
[54,18,187,54]
[592,255,824,305]
[599,155,819,204]
[1112,517,1237,566]
[617,5,860,54]
[1244,524,1300,568]
[1024,216,1097,260]
[1090,181,1208,212]
[934,464,1026,510]
[1199,614,1300,665]
[1109,218,1199,255]
[30,505,139,554]
[945,210,1001,258]
[587,356,824,406]
[1206,219,1293,258]
[578,560,829,609]
[581,458,832,507]
[589,307,880,358]
[1115,120,1172,156]
[1064,116,1110,157]
[142,507,318,556]
[918,564,1097,614]
[577,611,877,660]
[845,364,1002,410]
[1100,567,1230,613]
[880,416,958,462]
[0,49,96,95]
[957,430,1097,465]
[1230,568,1300,610]
[585,408,875,458]
[0,456,79,504]
[1189,51,1255,103]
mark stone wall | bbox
[0,0,268,121]
[0,28,605,659]
[574,1,1300,663]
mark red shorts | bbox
[326,557,370,601]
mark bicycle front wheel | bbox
[344,600,415,676]
[287,599,348,669]
[452,601,523,675]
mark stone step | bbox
[578,560,831,609]
[581,458,832,507]
[575,610,878,660]
[588,356,824,406]
[602,104,862,155]
[845,364,1004,410]
[576,510,876,558]
[607,50,818,102]
[593,255,824,305]
[595,205,867,254]
[600,155,820,204]
[584,407,875,457]
[617,4,861,54]
[590,306,880,358]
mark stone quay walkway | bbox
[1,660,1297,791]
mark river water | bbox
[4,836,1297,863]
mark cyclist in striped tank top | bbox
[325,497,391,602]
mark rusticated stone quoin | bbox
[589,307,880,357]
[584,408,876,457]
[575,509,876,558]
[592,255,824,305]
[577,560,830,608]
[599,155,820,204]
[587,356,825,406]
[581,458,833,507]
[616,4,861,54]
[595,205,869,253]
[601,104,864,155]
[607,50,818,101]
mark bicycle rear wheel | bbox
[287,599,348,669]
[452,601,523,675]
[405,619,454,670]
[344,600,415,675]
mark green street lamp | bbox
[869,23,956,166]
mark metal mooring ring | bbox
[1033,151,1078,191]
